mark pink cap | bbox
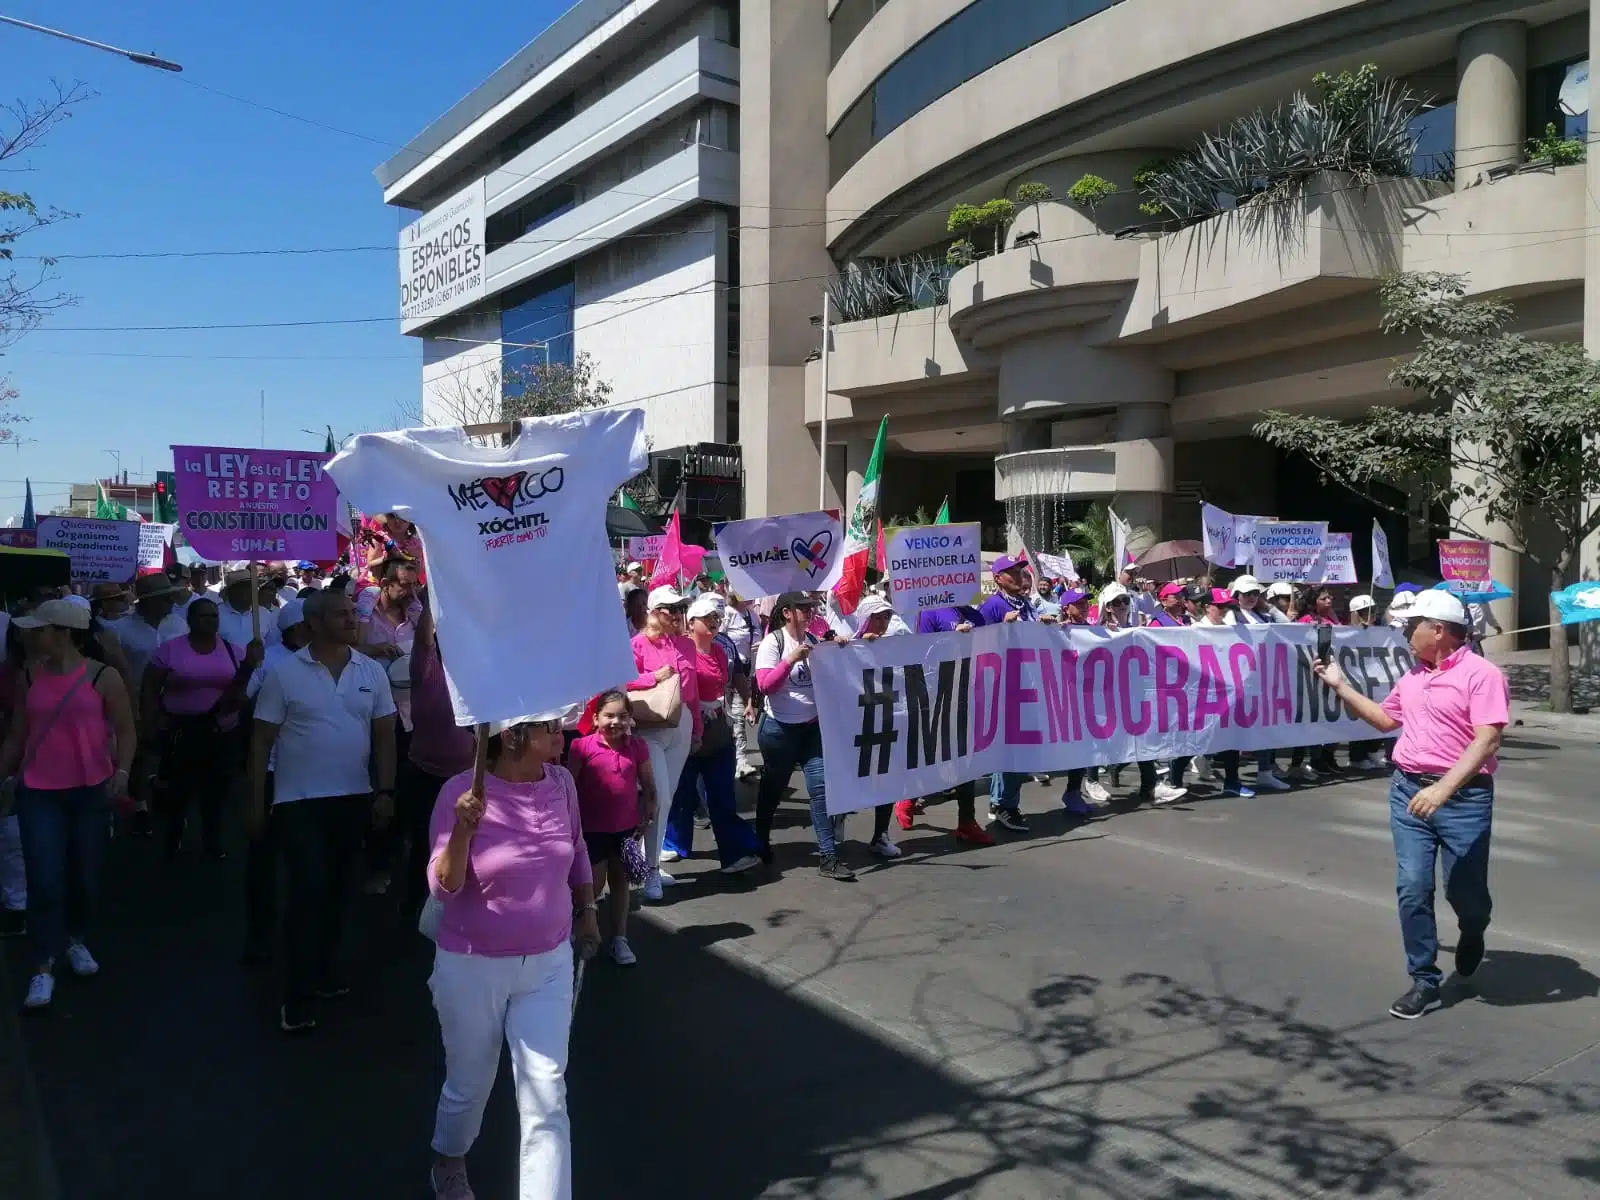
[1209,588,1236,606]
[1158,582,1185,599]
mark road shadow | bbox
[1448,948,1600,1008]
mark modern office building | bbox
[740,0,1596,638]
[378,0,741,452]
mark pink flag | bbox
[650,511,704,589]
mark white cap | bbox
[1411,590,1467,625]
[15,598,91,631]
[1266,581,1295,599]
[647,585,686,609]
[686,593,725,620]
[278,597,307,630]
[62,594,92,611]
[855,594,893,620]
[626,561,643,572]
[1229,574,1264,595]
[1098,582,1130,606]
[1388,591,1417,612]
[1349,594,1375,613]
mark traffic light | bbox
[155,470,177,523]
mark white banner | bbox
[36,516,141,583]
[1201,503,1236,566]
[137,522,175,569]
[713,510,844,598]
[884,523,982,616]
[1372,520,1394,589]
[399,179,487,331]
[1311,531,1357,584]
[811,623,1408,813]
[1252,521,1329,583]
[1232,515,1270,568]
[1034,550,1077,581]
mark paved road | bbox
[9,718,1600,1198]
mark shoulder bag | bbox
[629,670,683,728]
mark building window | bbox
[1527,58,1589,145]
[497,93,576,164]
[829,0,890,65]
[1409,101,1455,181]
[501,269,575,391]
[828,0,1126,184]
[486,183,576,253]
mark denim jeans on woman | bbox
[1389,772,1493,990]
[755,717,833,857]
[14,783,108,967]
[665,741,759,867]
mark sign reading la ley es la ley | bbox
[172,445,340,562]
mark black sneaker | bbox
[818,856,857,882]
[279,1002,317,1033]
[1456,929,1485,978]
[992,808,1030,834]
[1388,982,1441,1020]
[0,909,24,938]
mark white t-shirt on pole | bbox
[326,408,649,726]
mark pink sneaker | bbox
[431,1159,474,1200]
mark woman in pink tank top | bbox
[0,598,137,1010]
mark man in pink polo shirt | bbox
[1315,590,1509,1020]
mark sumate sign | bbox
[399,179,486,331]
[884,523,983,616]
[172,445,340,562]
[35,517,140,583]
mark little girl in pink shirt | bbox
[567,690,657,966]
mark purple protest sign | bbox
[172,444,339,562]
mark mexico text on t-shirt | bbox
[326,408,649,726]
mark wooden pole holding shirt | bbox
[250,561,260,641]
[458,417,517,814]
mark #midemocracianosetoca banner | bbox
[811,624,1413,814]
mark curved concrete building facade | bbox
[740,0,1595,637]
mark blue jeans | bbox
[755,717,833,857]
[1389,772,1494,989]
[14,783,108,968]
[988,772,1026,812]
[665,741,759,867]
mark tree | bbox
[1062,503,1118,582]
[0,376,27,447]
[1253,271,1600,712]
[401,351,615,430]
[2,82,89,349]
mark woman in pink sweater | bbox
[425,715,599,1200]
[625,585,700,901]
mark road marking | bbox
[1103,831,1600,961]
[1317,821,1557,865]
[1333,790,1600,836]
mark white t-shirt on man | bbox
[326,407,648,725]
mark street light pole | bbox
[818,290,831,510]
[103,449,121,480]
[0,14,183,71]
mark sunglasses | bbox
[1109,597,1131,605]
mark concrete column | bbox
[1450,459,1518,652]
[840,433,875,518]
[1113,403,1171,559]
[1454,21,1526,191]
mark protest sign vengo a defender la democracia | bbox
[810,623,1411,813]
[172,445,340,562]
[885,522,983,616]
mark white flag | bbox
[1371,519,1394,589]
[1109,507,1131,576]
[1201,503,1237,566]
[1035,550,1077,581]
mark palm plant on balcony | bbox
[827,253,954,323]
[1136,64,1428,222]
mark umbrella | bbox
[1132,540,1207,583]
[606,505,662,540]
[1434,579,1513,604]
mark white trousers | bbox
[637,709,692,870]
[0,814,24,911]
[429,945,575,1200]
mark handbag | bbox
[695,707,733,757]
[629,672,682,728]
[0,664,104,818]
[417,894,444,943]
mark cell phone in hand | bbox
[1316,623,1333,666]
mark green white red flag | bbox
[834,416,887,614]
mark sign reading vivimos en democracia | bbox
[399,179,487,331]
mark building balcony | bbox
[994,440,1173,502]
[804,305,994,409]
[1114,172,1444,343]
[485,37,738,218]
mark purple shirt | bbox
[1380,644,1510,776]
[427,764,594,957]
[1149,610,1188,628]
[977,592,1034,625]
[918,605,985,634]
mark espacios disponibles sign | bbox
[399,179,486,332]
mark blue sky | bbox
[1,0,565,520]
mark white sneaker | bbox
[1082,779,1112,806]
[1255,769,1292,792]
[65,941,99,977]
[642,871,665,902]
[720,854,761,874]
[1152,782,1188,806]
[1289,763,1319,783]
[659,849,682,864]
[657,869,678,887]
[735,763,758,780]
[610,936,637,966]
[869,834,902,859]
[23,971,53,1009]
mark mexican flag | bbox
[834,415,887,614]
[935,497,950,524]
[95,482,127,521]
